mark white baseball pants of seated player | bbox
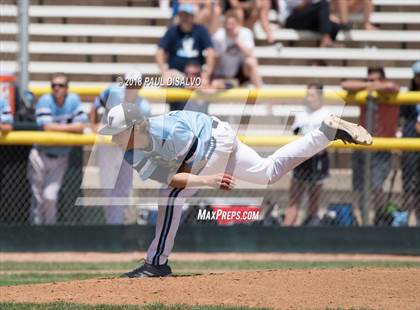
[27,148,69,225]
[146,118,331,265]
[96,144,132,224]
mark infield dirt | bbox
[1,268,419,310]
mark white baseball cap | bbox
[99,103,145,135]
[178,3,195,15]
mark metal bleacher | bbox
[0,1,419,91]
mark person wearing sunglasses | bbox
[341,67,400,225]
[400,61,420,225]
[27,72,88,225]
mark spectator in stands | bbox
[417,114,420,135]
[399,61,420,225]
[212,10,263,88]
[341,67,400,222]
[278,0,341,48]
[329,0,377,30]
[171,1,223,34]
[223,0,274,43]
[91,71,151,224]
[156,3,215,88]
[169,60,210,113]
[283,83,330,226]
[28,73,88,225]
[0,96,13,131]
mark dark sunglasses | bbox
[51,83,67,89]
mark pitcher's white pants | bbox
[147,120,330,265]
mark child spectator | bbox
[283,83,331,226]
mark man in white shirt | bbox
[212,10,263,88]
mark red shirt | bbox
[359,103,399,137]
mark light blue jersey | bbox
[0,97,13,124]
[35,93,88,155]
[94,85,151,120]
[124,110,214,184]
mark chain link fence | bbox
[1,124,418,227]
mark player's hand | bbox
[206,173,236,191]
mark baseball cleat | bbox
[121,262,172,278]
[320,115,373,145]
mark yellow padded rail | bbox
[1,131,419,151]
[29,87,420,105]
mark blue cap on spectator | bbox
[178,4,195,15]
[412,61,420,75]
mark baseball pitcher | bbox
[99,100,372,277]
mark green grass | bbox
[0,272,116,286]
[0,303,270,310]
[1,260,419,272]
[0,303,368,310]
[0,261,395,310]
[0,260,418,287]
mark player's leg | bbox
[27,148,46,224]
[147,187,191,266]
[122,187,198,278]
[230,115,372,185]
[42,155,69,224]
[230,127,330,185]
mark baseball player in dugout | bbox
[28,73,88,225]
[0,96,13,132]
[99,84,373,277]
[90,71,151,224]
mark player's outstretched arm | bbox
[169,172,235,191]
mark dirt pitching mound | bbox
[2,268,419,310]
